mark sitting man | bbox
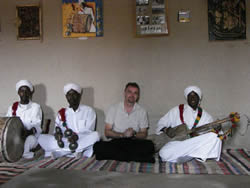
[94,82,155,163]
[6,80,42,159]
[156,86,222,163]
[38,83,100,158]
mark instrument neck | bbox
[190,117,231,133]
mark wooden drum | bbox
[72,14,92,33]
[0,117,25,162]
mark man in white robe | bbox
[157,86,222,163]
[6,80,42,159]
[38,83,100,158]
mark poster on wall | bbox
[62,0,103,38]
[208,0,246,41]
[136,0,168,37]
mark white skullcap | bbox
[16,80,33,92]
[184,86,202,100]
[64,83,82,95]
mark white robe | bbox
[157,104,222,163]
[38,104,100,158]
[6,101,42,159]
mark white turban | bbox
[184,86,202,100]
[16,80,33,92]
[63,83,82,95]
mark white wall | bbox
[0,0,249,148]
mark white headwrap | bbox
[16,80,33,92]
[184,86,202,100]
[63,83,82,95]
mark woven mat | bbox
[0,149,249,185]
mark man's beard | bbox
[128,97,136,104]
[20,96,30,104]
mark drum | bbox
[72,14,92,33]
[0,117,25,162]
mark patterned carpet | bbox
[0,149,249,185]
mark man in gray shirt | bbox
[105,82,148,139]
[94,82,155,163]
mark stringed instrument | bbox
[166,112,240,141]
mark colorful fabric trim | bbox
[58,108,67,128]
[12,102,19,116]
[179,104,185,124]
[57,108,79,151]
[178,104,203,129]
[192,106,203,129]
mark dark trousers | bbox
[93,138,155,163]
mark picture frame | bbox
[62,0,103,38]
[178,10,190,23]
[135,0,169,37]
[208,0,246,41]
[16,5,42,40]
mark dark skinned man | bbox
[38,83,99,158]
[156,86,222,163]
[6,80,42,159]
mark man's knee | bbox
[159,147,167,160]
[26,135,37,145]
[80,131,100,144]
[38,134,55,146]
[90,131,100,142]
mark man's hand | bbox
[164,127,176,138]
[124,128,135,138]
[214,124,222,132]
[54,132,63,141]
[23,127,37,138]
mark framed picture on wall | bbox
[16,5,42,40]
[135,0,169,37]
[62,0,103,38]
[208,0,246,41]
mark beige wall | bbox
[0,0,250,148]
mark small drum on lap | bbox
[0,117,25,162]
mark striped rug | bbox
[0,149,249,185]
[0,165,28,185]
